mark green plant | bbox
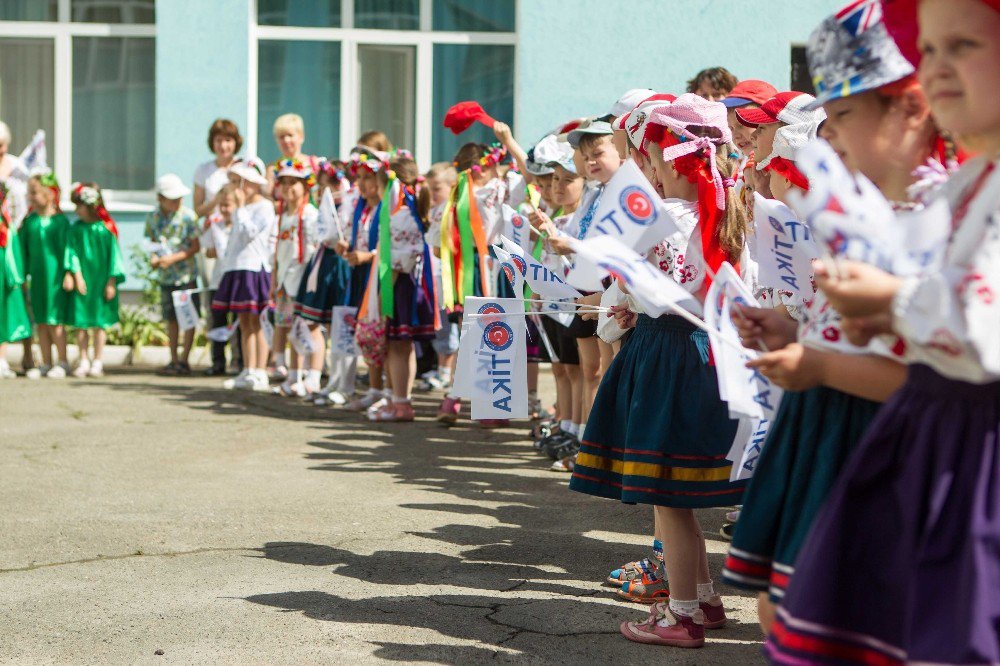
[127,242,161,308]
[106,305,169,350]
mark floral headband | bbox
[318,159,346,182]
[275,157,317,188]
[454,142,509,175]
[71,182,102,207]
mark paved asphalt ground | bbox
[0,369,764,664]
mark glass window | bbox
[432,44,514,162]
[433,0,515,32]
[72,37,155,190]
[70,0,154,23]
[354,0,419,30]
[0,38,56,161]
[257,40,341,166]
[0,0,57,21]
[357,45,415,151]
[257,0,340,27]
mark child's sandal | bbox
[617,575,670,604]
[606,557,658,587]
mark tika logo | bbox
[478,303,504,316]
[511,255,527,275]
[619,186,656,226]
[511,213,525,228]
[483,321,514,352]
[501,262,516,286]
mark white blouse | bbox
[274,203,319,295]
[647,198,705,296]
[890,156,1000,383]
[221,198,276,274]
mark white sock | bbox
[0,359,9,371]
[572,423,583,437]
[288,369,300,383]
[560,419,572,433]
[668,598,699,618]
[253,368,268,380]
[392,395,410,403]
[697,582,717,603]
[274,352,286,367]
[367,387,379,398]
[439,367,452,382]
[382,389,392,399]
[306,370,321,385]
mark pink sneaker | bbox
[647,599,726,630]
[620,606,705,648]
[436,396,461,424]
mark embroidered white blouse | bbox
[890,156,1000,383]
[274,203,319,295]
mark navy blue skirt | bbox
[569,314,745,509]
[212,269,271,314]
[347,263,370,308]
[767,365,1000,665]
[724,386,880,602]
[387,273,436,342]
[293,246,351,323]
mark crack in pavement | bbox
[0,542,327,574]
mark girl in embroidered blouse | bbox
[366,157,437,422]
[569,95,749,649]
[270,160,319,397]
[764,2,1000,663]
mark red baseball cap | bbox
[722,80,779,109]
[736,91,821,127]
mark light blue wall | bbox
[515,0,836,143]
[155,0,252,198]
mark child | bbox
[723,10,919,630]
[340,151,389,413]
[146,173,201,375]
[271,159,320,397]
[202,185,243,376]
[686,66,738,101]
[570,95,748,648]
[212,158,275,391]
[365,157,438,422]
[298,160,354,406]
[766,1,1000,662]
[20,172,71,377]
[0,180,31,377]
[64,183,126,378]
[530,145,586,453]
[422,162,459,390]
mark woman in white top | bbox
[193,119,243,302]
[210,157,275,392]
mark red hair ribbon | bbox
[658,132,730,287]
[0,191,10,249]
[96,205,119,238]
[765,157,810,192]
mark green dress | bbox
[20,212,71,325]
[1,226,32,343]
[64,221,126,329]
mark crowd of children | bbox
[1,0,998,659]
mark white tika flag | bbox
[703,262,783,481]
[171,289,200,332]
[453,297,528,420]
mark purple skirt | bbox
[212,269,272,314]
[767,364,1000,666]
[387,273,435,342]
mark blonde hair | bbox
[714,145,749,263]
[272,113,304,137]
[426,162,457,185]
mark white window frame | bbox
[250,0,517,169]
[0,0,155,208]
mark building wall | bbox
[154,0,252,189]
[515,0,835,143]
